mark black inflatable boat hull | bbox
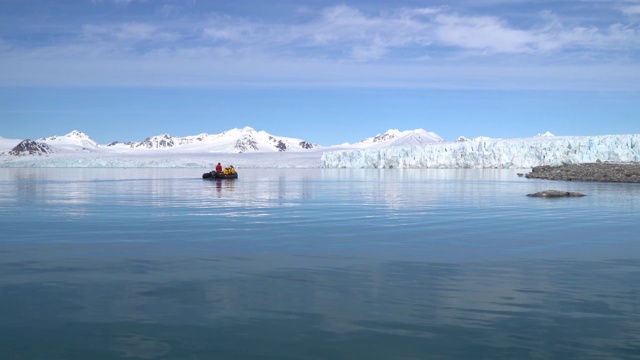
[203,171,238,179]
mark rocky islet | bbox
[525,162,640,183]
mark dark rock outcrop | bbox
[107,141,138,147]
[8,139,53,156]
[136,134,174,149]
[525,162,640,183]
[527,190,586,198]
[269,136,288,151]
[299,141,315,149]
[234,135,259,153]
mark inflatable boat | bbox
[202,171,238,179]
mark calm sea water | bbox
[1,168,640,360]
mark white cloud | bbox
[157,5,182,16]
[83,23,178,42]
[278,5,638,59]
[2,4,639,90]
[433,14,538,53]
[612,0,640,15]
[303,6,434,59]
[622,4,640,14]
[73,5,637,62]
[403,7,443,16]
[351,43,388,61]
[202,20,260,43]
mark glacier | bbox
[320,134,640,169]
[2,132,639,169]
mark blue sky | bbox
[1,0,639,145]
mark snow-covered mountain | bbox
[339,129,444,149]
[321,134,640,169]
[456,135,496,142]
[455,132,554,142]
[7,140,54,156]
[0,127,318,155]
[115,127,318,153]
[535,131,555,138]
[40,130,98,150]
[1,126,445,157]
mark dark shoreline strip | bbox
[525,162,640,183]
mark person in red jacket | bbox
[215,163,222,173]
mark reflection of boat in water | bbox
[202,171,238,179]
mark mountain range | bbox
[455,131,556,142]
[6,127,634,170]
[2,127,449,156]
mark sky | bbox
[1,0,639,145]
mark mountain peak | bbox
[536,131,555,137]
[356,128,444,147]
[219,126,256,136]
[40,130,98,148]
[136,134,175,149]
[114,127,317,152]
[67,130,91,139]
[456,135,494,142]
[9,139,53,156]
[371,129,401,143]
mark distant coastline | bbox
[525,162,640,183]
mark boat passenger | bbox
[229,165,235,174]
[215,163,222,173]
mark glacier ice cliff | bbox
[320,135,640,169]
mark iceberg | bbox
[320,134,640,169]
